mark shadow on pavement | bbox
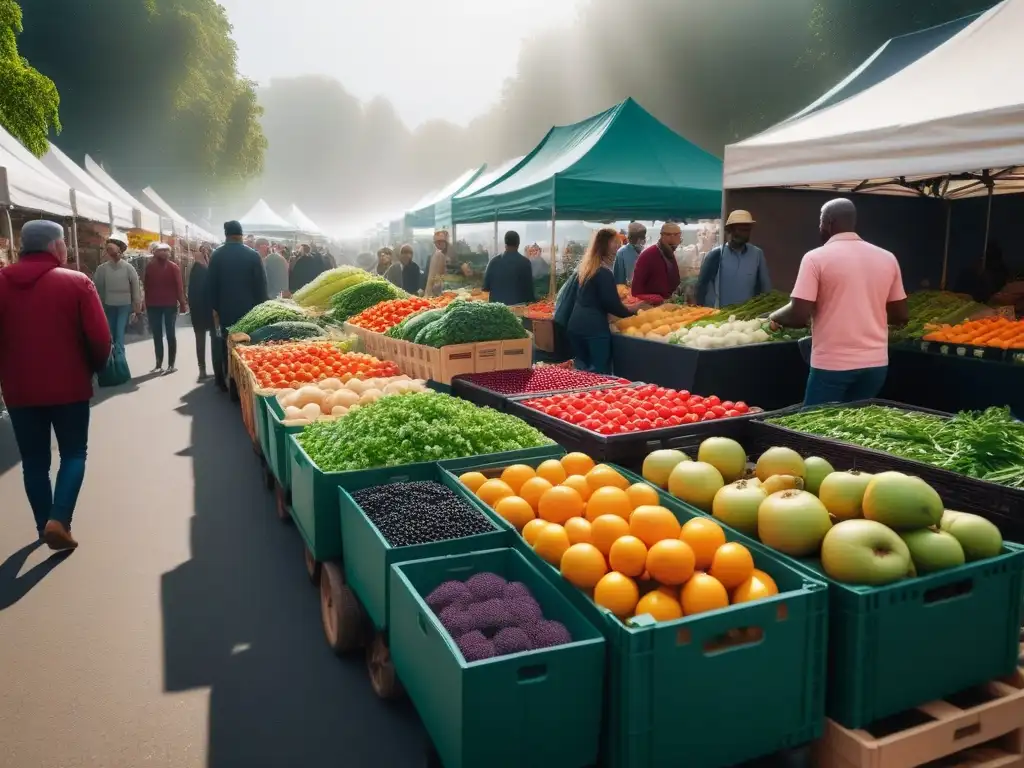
[0,541,71,611]
[160,383,423,768]
[0,416,20,481]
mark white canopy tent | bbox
[286,204,322,235]
[723,0,1024,199]
[84,155,163,233]
[41,144,135,230]
[238,198,296,234]
[141,186,215,242]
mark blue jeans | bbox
[148,306,178,367]
[7,402,90,532]
[804,366,888,406]
[569,334,613,374]
[104,304,131,355]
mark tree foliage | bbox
[17,0,265,202]
[0,0,60,157]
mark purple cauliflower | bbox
[439,605,478,638]
[467,598,513,633]
[505,595,543,628]
[502,581,533,601]
[457,631,497,662]
[494,627,535,656]
[466,572,508,600]
[526,620,573,649]
[427,580,474,612]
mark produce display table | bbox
[611,334,808,410]
[882,346,1024,417]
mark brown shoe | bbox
[42,520,78,552]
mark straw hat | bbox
[725,210,755,227]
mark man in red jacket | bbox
[631,221,683,300]
[0,220,111,550]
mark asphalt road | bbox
[0,332,425,768]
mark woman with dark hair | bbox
[567,227,639,373]
[187,244,218,381]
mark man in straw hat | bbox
[696,210,771,308]
[425,229,450,298]
[631,221,683,300]
[613,221,647,285]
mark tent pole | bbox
[493,214,498,258]
[940,200,952,291]
[982,183,993,268]
[719,188,728,245]
[70,217,81,271]
[4,206,14,263]
[549,205,557,300]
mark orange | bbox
[561,452,596,476]
[564,517,593,545]
[522,518,550,546]
[476,479,515,508]
[709,542,755,589]
[519,476,554,510]
[732,569,779,604]
[562,474,593,502]
[538,485,585,524]
[586,487,633,521]
[594,572,639,617]
[608,535,648,578]
[536,459,568,486]
[493,496,536,531]
[587,464,629,491]
[679,518,727,570]
[500,464,537,494]
[590,514,630,556]
[533,524,571,566]
[645,539,696,585]
[629,505,682,548]
[625,482,660,509]
[560,543,608,589]
[458,471,487,493]
[680,573,729,616]
[634,589,683,622]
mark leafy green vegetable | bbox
[247,321,325,344]
[686,291,791,325]
[417,302,528,348]
[393,308,445,340]
[769,405,1024,487]
[329,279,407,321]
[297,392,553,471]
[230,300,314,335]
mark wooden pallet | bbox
[815,657,1024,768]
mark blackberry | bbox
[353,480,494,548]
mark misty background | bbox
[15,0,1000,233]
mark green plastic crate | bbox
[339,466,510,631]
[643,471,1024,730]
[443,461,828,768]
[253,393,273,465]
[287,436,563,563]
[389,548,606,768]
[265,398,304,491]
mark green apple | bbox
[697,437,747,483]
[818,470,873,520]
[900,529,965,574]
[939,510,1003,561]
[863,472,943,530]
[821,519,912,585]
[642,449,689,489]
[711,480,767,536]
[758,490,832,557]
[803,456,835,496]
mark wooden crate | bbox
[531,318,556,353]
[815,661,1024,768]
[388,337,534,384]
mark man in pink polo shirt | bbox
[769,198,909,406]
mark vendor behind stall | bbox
[696,210,771,308]
[484,231,535,306]
[613,222,647,284]
[631,222,682,300]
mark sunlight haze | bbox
[218,0,586,128]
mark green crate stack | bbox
[389,547,606,768]
[264,398,304,491]
[443,461,829,768]
[339,465,511,631]
[287,437,564,563]
[254,393,273,465]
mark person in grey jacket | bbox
[696,210,771,308]
[93,234,141,355]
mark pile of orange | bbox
[460,454,780,624]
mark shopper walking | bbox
[261,239,290,299]
[770,198,909,406]
[207,221,268,390]
[0,220,111,550]
[396,244,422,295]
[187,244,220,381]
[567,227,640,373]
[289,243,325,294]
[92,232,141,356]
[483,231,535,306]
[144,243,187,375]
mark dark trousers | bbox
[569,333,613,374]
[7,402,90,532]
[148,306,178,367]
[804,366,888,406]
[194,326,222,375]
[214,325,229,384]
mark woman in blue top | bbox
[567,227,639,373]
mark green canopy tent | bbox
[453,98,722,225]
[434,155,527,229]
[403,165,485,230]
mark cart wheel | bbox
[275,485,292,524]
[304,546,321,585]
[262,462,275,491]
[320,562,365,654]
[367,632,404,700]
